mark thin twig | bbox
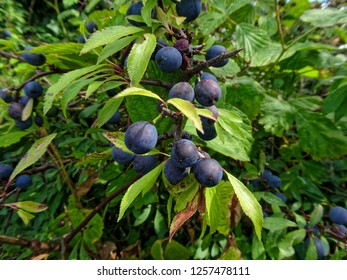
[184,48,243,80]
[63,175,140,244]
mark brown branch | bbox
[0,50,26,62]
[0,234,59,253]
[63,175,141,244]
[122,77,173,89]
[185,48,244,79]
[22,160,72,175]
[13,69,67,92]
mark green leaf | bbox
[128,34,156,86]
[133,205,152,226]
[278,229,306,259]
[204,181,234,235]
[151,240,164,260]
[28,42,83,55]
[44,64,106,114]
[10,134,56,181]
[154,209,167,239]
[225,171,263,239]
[142,0,157,26]
[169,191,200,240]
[126,95,160,123]
[263,217,297,231]
[305,237,318,260]
[250,42,296,67]
[259,95,296,136]
[98,35,138,63]
[296,112,347,160]
[167,98,203,133]
[224,77,265,121]
[17,209,35,225]
[81,26,143,54]
[323,84,347,122]
[235,23,270,61]
[251,234,266,260]
[21,98,34,121]
[174,180,199,213]
[164,240,192,260]
[94,97,124,128]
[300,8,347,28]
[259,192,287,207]
[61,77,100,117]
[116,86,163,101]
[309,204,324,226]
[0,131,31,148]
[118,163,164,221]
[10,201,48,213]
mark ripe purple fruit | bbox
[8,102,24,120]
[155,47,182,73]
[332,224,347,238]
[126,2,145,27]
[200,105,218,125]
[15,174,32,190]
[124,121,158,154]
[24,81,43,98]
[197,124,217,141]
[107,111,121,125]
[274,192,287,203]
[133,155,157,175]
[86,21,98,33]
[22,46,46,66]
[168,82,194,102]
[205,45,229,67]
[112,146,135,165]
[171,139,199,168]
[174,38,190,53]
[329,206,347,225]
[15,118,33,130]
[34,115,44,127]
[195,72,218,85]
[192,158,223,187]
[175,0,202,22]
[164,159,188,185]
[0,88,12,103]
[0,163,13,179]
[195,80,222,106]
[3,30,11,39]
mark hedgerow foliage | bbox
[0,0,346,260]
